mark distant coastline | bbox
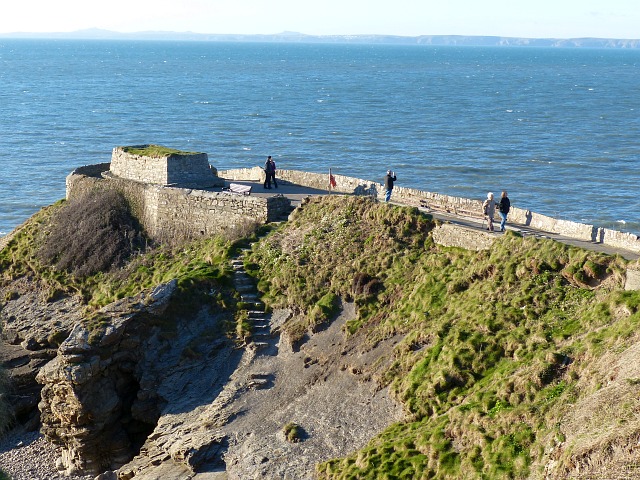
[1,29,639,48]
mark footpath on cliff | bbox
[230,179,640,262]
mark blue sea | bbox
[1,39,639,236]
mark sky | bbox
[1,0,639,39]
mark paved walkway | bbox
[222,179,639,261]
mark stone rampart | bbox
[66,164,290,243]
[599,228,640,254]
[65,164,640,253]
[220,167,640,254]
[625,262,640,291]
[110,146,224,188]
[431,223,498,251]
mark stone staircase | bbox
[230,247,275,354]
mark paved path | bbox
[222,179,639,261]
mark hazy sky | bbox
[1,0,638,39]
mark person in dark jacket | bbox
[263,156,275,189]
[497,190,511,232]
[268,156,277,188]
[384,170,397,202]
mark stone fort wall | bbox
[66,164,290,243]
[110,146,224,188]
[220,166,640,255]
[64,162,640,255]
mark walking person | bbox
[497,191,511,232]
[384,170,397,202]
[482,192,496,232]
[263,155,275,189]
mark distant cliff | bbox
[2,29,639,48]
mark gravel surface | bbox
[0,428,94,480]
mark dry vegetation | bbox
[38,189,147,278]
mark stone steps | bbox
[230,238,277,354]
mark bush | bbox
[38,189,148,277]
[283,422,304,443]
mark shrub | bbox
[283,422,304,443]
[38,189,148,278]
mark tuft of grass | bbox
[234,309,252,344]
[283,422,304,443]
[121,144,199,157]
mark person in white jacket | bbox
[482,192,496,232]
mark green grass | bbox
[121,144,199,157]
[283,422,304,443]
[244,195,635,480]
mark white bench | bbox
[224,183,252,195]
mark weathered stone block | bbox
[110,146,224,188]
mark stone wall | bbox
[625,262,640,291]
[66,164,290,243]
[220,167,640,254]
[110,147,224,188]
[431,223,498,251]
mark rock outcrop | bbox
[36,281,178,476]
[2,250,404,479]
[0,277,85,428]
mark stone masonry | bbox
[66,153,291,243]
[109,146,224,189]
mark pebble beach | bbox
[0,428,93,480]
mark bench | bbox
[224,183,252,195]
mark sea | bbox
[1,39,639,237]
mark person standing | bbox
[482,192,496,232]
[384,170,397,202]
[269,156,278,189]
[497,191,511,232]
[263,155,274,189]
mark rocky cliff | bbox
[0,225,403,479]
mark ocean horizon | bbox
[0,39,638,237]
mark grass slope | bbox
[245,196,640,479]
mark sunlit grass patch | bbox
[249,195,633,479]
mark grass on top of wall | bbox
[245,195,638,479]
[121,144,200,157]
